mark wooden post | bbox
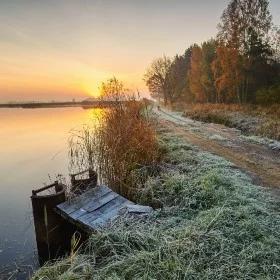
[31,182,68,265]
[70,169,98,194]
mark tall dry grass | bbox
[186,103,280,118]
[183,103,280,140]
[69,99,161,199]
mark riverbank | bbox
[32,122,280,279]
[182,103,280,141]
[0,100,130,109]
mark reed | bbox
[69,98,161,199]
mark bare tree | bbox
[144,56,171,105]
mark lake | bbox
[0,107,101,279]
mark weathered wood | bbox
[70,168,97,194]
[84,196,126,223]
[32,181,59,195]
[31,182,68,265]
[89,201,133,228]
[126,204,153,214]
[83,191,119,212]
[57,186,111,215]
[67,191,118,220]
[56,185,153,232]
[76,196,124,225]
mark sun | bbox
[81,81,100,98]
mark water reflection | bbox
[0,107,102,279]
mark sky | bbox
[0,0,279,102]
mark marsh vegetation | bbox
[69,79,161,200]
[33,122,280,279]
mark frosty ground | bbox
[32,114,280,279]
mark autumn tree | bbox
[217,0,275,102]
[212,45,245,103]
[188,45,206,102]
[144,56,172,105]
[166,47,194,103]
[99,77,127,101]
[188,41,217,103]
[144,0,280,105]
[167,55,188,103]
[200,40,217,102]
[218,0,272,54]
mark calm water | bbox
[0,107,100,279]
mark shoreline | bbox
[0,100,129,109]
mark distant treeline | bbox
[144,0,280,105]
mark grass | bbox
[32,123,280,279]
[183,103,280,141]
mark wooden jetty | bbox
[56,185,152,233]
[31,169,152,263]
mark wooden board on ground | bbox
[55,185,153,232]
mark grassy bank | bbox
[32,124,280,279]
[183,103,280,141]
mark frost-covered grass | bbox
[32,127,280,280]
[240,135,280,151]
[183,103,280,141]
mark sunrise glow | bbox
[0,0,279,102]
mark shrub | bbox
[69,99,161,200]
[256,85,280,105]
[183,103,280,140]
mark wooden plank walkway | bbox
[56,185,153,232]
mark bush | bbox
[256,85,280,105]
[183,103,280,140]
[69,99,161,200]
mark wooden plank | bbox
[84,191,119,212]
[87,196,127,223]
[57,186,111,214]
[78,196,125,225]
[56,184,153,232]
[56,187,97,214]
[77,209,102,226]
[69,191,119,220]
[126,204,153,214]
[95,201,132,222]
[88,217,105,229]
[68,208,89,220]
[89,201,132,229]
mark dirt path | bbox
[156,108,280,190]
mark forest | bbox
[144,0,280,105]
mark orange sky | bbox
[0,0,279,102]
